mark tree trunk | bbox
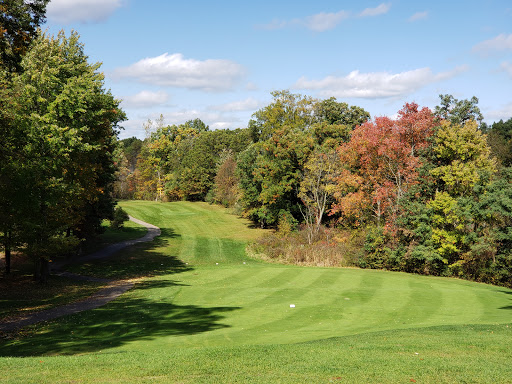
[3,230,11,275]
[5,245,11,275]
[34,257,49,283]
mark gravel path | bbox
[0,216,160,333]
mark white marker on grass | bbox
[290,304,295,308]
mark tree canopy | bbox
[0,30,125,280]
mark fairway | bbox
[1,201,511,383]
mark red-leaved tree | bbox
[331,103,436,230]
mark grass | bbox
[1,200,511,383]
[78,218,148,255]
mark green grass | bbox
[1,200,511,383]
[79,218,148,256]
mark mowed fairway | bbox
[1,201,511,383]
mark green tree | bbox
[435,94,484,127]
[487,118,512,167]
[0,69,26,274]
[5,31,125,281]
[238,91,369,228]
[312,97,370,148]
[239,91,316,226]
[430,120,495,196]
[298,149,339,244]
[425,120,496,272]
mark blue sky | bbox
[43,0,512,139]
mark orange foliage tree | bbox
[331,103,437,230]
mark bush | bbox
[248,225,364,267]
[362,226,392,269]
[111,207,130,229]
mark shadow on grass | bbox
[0,226,243,357]
[0,279,240,356]
[62,227,188,280]
[499,290,512,310]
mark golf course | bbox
[1,200,511,383]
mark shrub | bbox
[111,207,130,229]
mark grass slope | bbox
[1,200,511,383]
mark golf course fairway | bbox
[1,200,511,383]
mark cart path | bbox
[0,216,160,333]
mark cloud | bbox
[210,98,261,112]
[259,19,289,30]
[114,53,245,92]
[408,11,428,22]
[501,61,512,77]
[304,11,350,32]
[485,102,512,122]
[245,82,259,91]
[258,11,349,32]
[210,121,238,130]
[359,3,391,17]
[121,91,169,109]
[258,3,388,32]
[46,0,122,24]
[473,34,512,55]
[293,66,467,99]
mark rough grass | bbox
[250,226,366,266]
[1,200,511,383]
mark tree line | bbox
[1,1,125,281]
[118,91,512,288]
[2,1,510,288]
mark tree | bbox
[487,118,512,167]
[331,103,436,230]
[212,151,239,207]
[238,91,369,228]
[0,0,49,73]
[434,94,484,127]
[426,120,496,268]
[0,69,26,274]
[4,30,125,281]
[430,120,495,196]
[298,149,339,244]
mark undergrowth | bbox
[249,225,366,267]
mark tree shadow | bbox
[498,290,512,310]
[0,279,240,357]
[59,227,190,280]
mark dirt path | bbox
[0,216,160,333]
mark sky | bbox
[42,0,512,139]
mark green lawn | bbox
[1,200,511,383]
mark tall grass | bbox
[249,225,366,267]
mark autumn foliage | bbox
[331,103,436,230]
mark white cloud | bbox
[121,91,169,109]
[114,53,245,92]
[258,3,388,32]
[473,34,512,55]
[47,0,122,24]
[293,66,467,99]
[304,11,350,32]
[210,98,261,112]
[408,11,428,22]
[359,3,391,17]
[245,82,259,91]
[485,102,512,122]
[211,121,237,130]
[258,12,349,32]
[258,19,289,30]
[500,61,512,77]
